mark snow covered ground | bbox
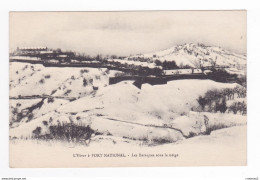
[9,62,247,143]
[9,125,246,167]
[9,60,247,167]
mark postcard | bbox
[9,11,247,167]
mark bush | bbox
[47,97,55,103]
[197,96,207,110]
[47,123,94,142]
[42,121,48,126]
[228,101,247,115]
[89,78,93,85]
[216,99,227,113]
[39,79,45,84]
[27,113,34,121]
[187,132,196,138]
[44,75,51,79]
[22,65,28,71]
[83,78,88,87]
[32,126,42,137]
[64,89,72,96]
[152,137,172,145]
[80,69,89,74]
[51,89,57,95]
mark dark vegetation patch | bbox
[32,126,42,138]
[197,86,247,114]
[64,89,72,96]
[187,132,197,138]
[83,78,88,87]
[204,123,229,135]
[95,132,103,136]
[80,69,89,74]
[42,121,48,126]
[47,97,55,103]
[93,86,98,90]
[44,75,51,79]
[50,89,57,95]
[107,132,113,136]
[39,78,45,84]
[152,137,172,145]
[32,122,94,143]
[22,65,28,71]
[10,98,45,124]
[229,101,247,115]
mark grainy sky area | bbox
[10,11,246,56]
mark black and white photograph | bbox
[8,11,247,167]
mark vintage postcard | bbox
[9,11,247,167]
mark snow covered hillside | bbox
[9,61,247,146]
[9,62,118,98]
[130,43,246,68]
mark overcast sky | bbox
[10,11,246,56]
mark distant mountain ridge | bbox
[129,43,246,68]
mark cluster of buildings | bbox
[10,47,73,63]
[15,47,53,55]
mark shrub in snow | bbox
[47,122,94,143]
[49,117,53,123]
[215,99,227,113]
[44,75,51,79]
[93,86,98,91]
[27,113,34,122]
[39,79,45,84]
[42,121,48,126]
[83,78,88,87]
[64,89,72,96]
[89,78,93,85]
[228,101,247,115]
[71,75,75,80]
[197,96,207,110]
[152,137,172,145]
[22,65,28,71]
[187,132,196,138]
[32,126,42,138]
[80,69,89,74]
[47,97,54,103]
